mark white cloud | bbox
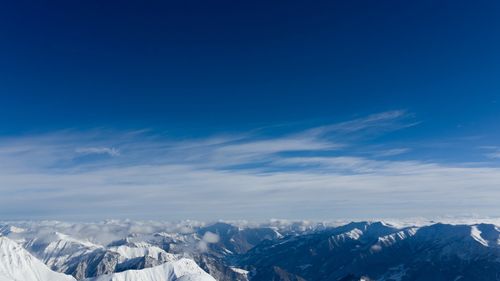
[374,148,410,157]
[202,231,220,243]
[76,147,120,157]
[302,110,416,136]
[489,152,500,159]
[478,146,500,159]
[1,111,499,220]
[486,150,500,159]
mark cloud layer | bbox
[1,111,499,220]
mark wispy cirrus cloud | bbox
[373,148,411,157]
[1,110,499,220]
[302,110,417,137]
[75,147,120,157]
[480,146,500,159]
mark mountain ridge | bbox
[1,220,499,281]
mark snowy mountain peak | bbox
[0,236,76,281]
[83,258,216,281]
[470,224,500,247]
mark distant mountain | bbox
[239,222,500,281]
[0,236,76,281]
[192,222,281,281]
[197,222,282,256]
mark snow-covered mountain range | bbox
[1,220,499,281]
[0,236,214,281]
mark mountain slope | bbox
[239,222,500,281]
[0,236,76,281]
[83,258,216,281]
[23,232,175,279]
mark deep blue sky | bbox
[1,1,500,220]
[1,1,499,136]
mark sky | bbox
[0,0,500,220]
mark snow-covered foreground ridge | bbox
[83,259,215,281]
[0,234,215,281]
[0,236,76,281]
